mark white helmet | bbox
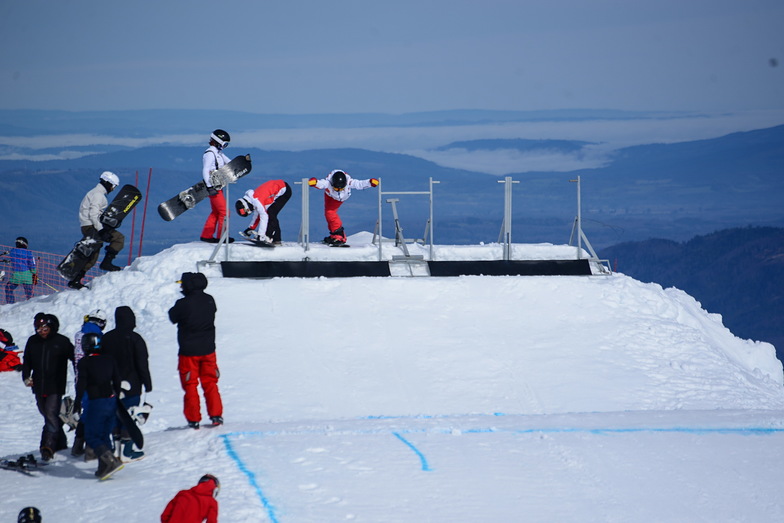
[100,171,119,187]
[84,308,107,329]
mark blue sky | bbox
[1,0,782,114]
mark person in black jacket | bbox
[74,332,124,479]
[168,272,223,429]
[102,305,152,461]
[21,313,75,461]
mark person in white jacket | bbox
[70,171,124,289]
[200,129,234,244]
[308,170,378,245]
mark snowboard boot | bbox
[119,439,144,462]
[39,446,53,462]
[84,445,97,462]
[327,226,347,245]
[210,416,224,427]
[99,248,122,272]
[68,271,86,289]
[95,447,124,479]
[187,421,200,430]
[71,436,85,457]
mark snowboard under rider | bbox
[21,313,74,461]
[102,305,153,462]
[308,170,378,245]
[4,236,37,303]
[74,332,125,479]
[200,129,235,244]
[160,474,220,523]
[69,171,125,289]
[235,179,292,245]
[168,272,223,429]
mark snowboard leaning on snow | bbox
[57,184,143,282]
[157,154,252,221]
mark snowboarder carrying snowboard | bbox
[21,314,74,461]
[235,180,292,245]
[69,171,125,289]
[200,129,235,244]
[4,236,37,303]
[102,305,152,462]
[168,273,223,429]
[308,170,379,246]
[74,332,124,479]
[161,474,220,523]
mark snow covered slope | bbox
[1,235,783,522]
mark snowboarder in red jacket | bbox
[161,474,220,523]
[235,179,292,245]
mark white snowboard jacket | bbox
[78,183,109,230]
[312,170,374,202]
[202,146,231,188]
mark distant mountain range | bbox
[599,226,784,361]
[0,111,782,257]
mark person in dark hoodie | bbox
[168,272,223,429]
[160,474,220,522]
[102,305,152,462]
[21,313,75,461]
[74,332,124,479]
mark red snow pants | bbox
[178,353,223,423]
[201,191,226,240]
[324,194,344,236]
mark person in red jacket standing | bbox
[235,179,292,245]
[168,272,223,429]
[308,170,378,246]
[161,474,220,523]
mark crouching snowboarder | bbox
[74,332,124,479]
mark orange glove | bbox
[370,178,379,187]
[308,178,317,187]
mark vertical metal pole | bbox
[299,178,310,251]
[429,177,435,260]
[569,176,583,259]
[377,178,383,262]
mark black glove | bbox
[99,228,114,242]
[207,186,220,197]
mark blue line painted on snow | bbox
[393,432,432,471]
[219,420,784,520]
[220,434,280,523]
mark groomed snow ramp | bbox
[219,259,592,278]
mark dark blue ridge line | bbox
[392,432,432,472]
[219,434,280,523]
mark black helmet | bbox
[15,236,28,248]
[210,129,230,149]
[331,171,347,190]
[18,507,41,523]
[82,332,102,354]
[0,328,13,348]
[235,198,252,217]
